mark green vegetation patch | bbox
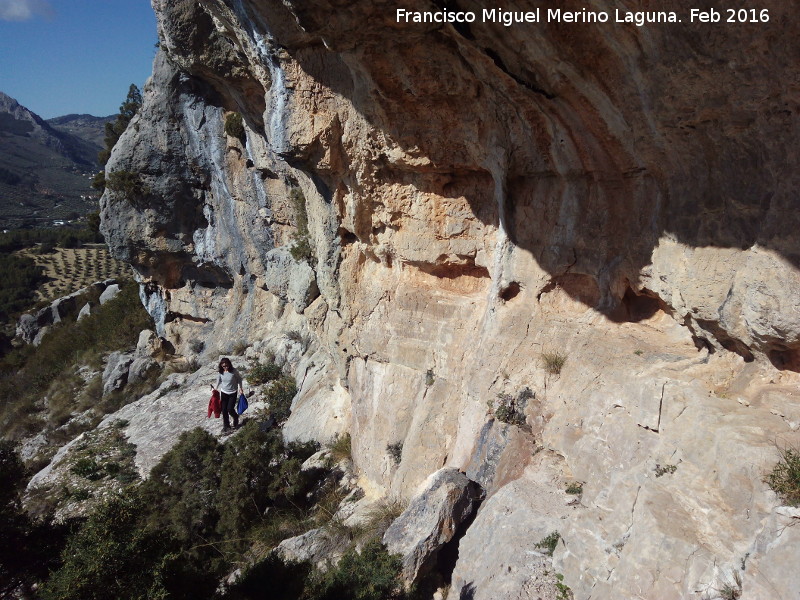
[27,422,139,518]
[0,441,72,597]
[39,419,325,599]
[565,482,583,495]
[328,433,352,462]
[491,387,533,427]
[766,447,800,506]
[224,112,245,141]
[106,170,149,200]
[536,531,561,556]
[0,281,152,440]
[246,361,283,385]
[387,441,403,465]
[289,187,313,262]
[232,539,406,600]
[0,253,46,319]
[264,376,298,423]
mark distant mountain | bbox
[0,92,112,229]
[47,113,114,150]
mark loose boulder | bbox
[383,468,483,584]
[99,283,121,305]
[136,329,163,358]
[16,314,39,344]
[77,303,92,321]
[128,356,159,385]
[102,351,134,396]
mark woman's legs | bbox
[220,392,237,429]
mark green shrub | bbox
[232,541,406,600]
[290,188,308,235]
[493,391,527,427]
[137,428,223,546]
[0,281,153,439]
[328,433,352,462]
[766,447,800,506]
[40,495,191,600]
[290,236,313,262]
[305,540,404,600]
[541,351,567,375]
[224,112,245,141]
[97,84,142,169]
[106,170,148,200]
[555,573,572,600]
[71,458,103,481]
[654,464,678,478]
[247,361,282,385]
[0,441,71,597]
[36,414,343,598]
[387,441,403,465]
[565,482,583,495]
[425,369,435,387]
[0,253,46,319]
[230,553,312,600]
[216,424,318,547]
[266,376,297,423]
[289,187,313,263]
[536,531,560,556]
[70,488,92,501]
[57,234,79,249]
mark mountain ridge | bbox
[0,91,111,227]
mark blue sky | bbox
[0,0,157,118]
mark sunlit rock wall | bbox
[100,1,800,597]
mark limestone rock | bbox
[136,329,162,358]
[16,280,116,343]
[32,326,50,346]
[262,247,319,313]
[448,453,580,600]
[16,314,39,344]
[102,351,134,396]
[275,528,345,566]
[98,283,121,305]
[76,302,92,321]
[383,468,482,584]
[128,356,159,385]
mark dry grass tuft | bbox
[540,351,567,375]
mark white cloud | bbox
[0,0,53,21]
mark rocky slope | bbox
[94,1,799,598]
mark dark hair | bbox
[218,357,234,374]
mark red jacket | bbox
[207,389,221,418]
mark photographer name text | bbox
[395,8,771,27]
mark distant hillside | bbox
[48,113,114,149]
[0,92,111,228]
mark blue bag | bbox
[236,393,249,415]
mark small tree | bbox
[224,112,245,141]
[94,84,143,190]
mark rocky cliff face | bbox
[100,1,800,598]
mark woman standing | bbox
[211,357,244,432]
